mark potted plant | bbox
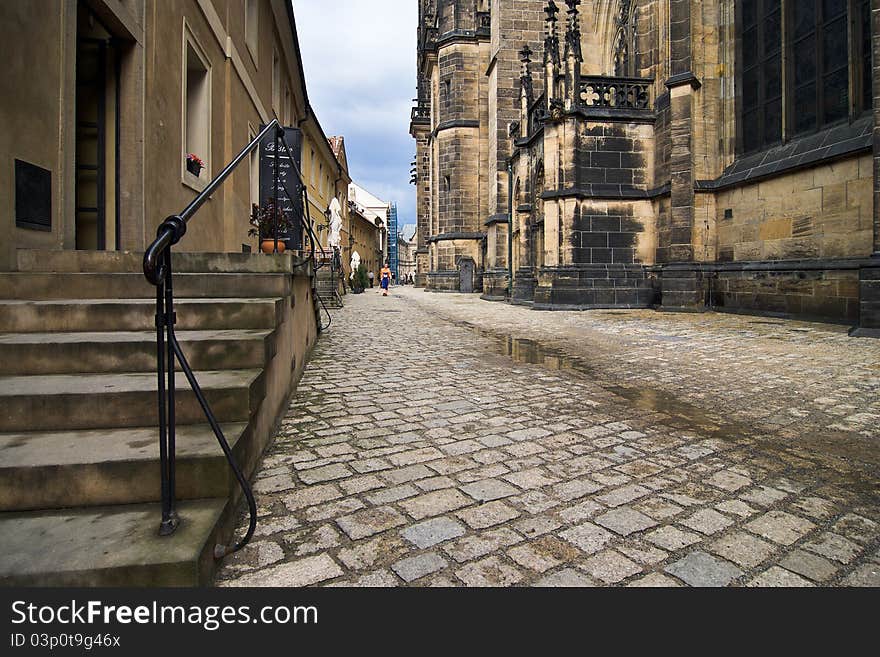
[249,201,294,254]
[351,263,368,293]
[186,153,204,177]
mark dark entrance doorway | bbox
[75,3,119,250]
[459,257,475,293]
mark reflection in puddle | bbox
[497,336,570,369]
[451,318,880,481]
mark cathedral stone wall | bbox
[575,122,653,190]
[714,155,874,264]
[410,0,880,331]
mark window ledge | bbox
[182,170,210,194]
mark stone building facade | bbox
[411,0,880,333]
[348,182,390,278]
[0,0,336,584]
[0,0,343,268]
[399,230,419,282]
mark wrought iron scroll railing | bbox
[578,76,653,111]
[143,119,320,557]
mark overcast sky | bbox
[292,0,417,230]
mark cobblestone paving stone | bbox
[216,287,880,587]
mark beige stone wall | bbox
[349,212,382,277]
[144,3,230,252]
[0,0,74,269]
[436,40,488,237]
[434,238,483,272]
[714,155,873,262]
[486,221,509,269]
[1,0,322,269]
[489,0,546,215]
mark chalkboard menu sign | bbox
[259,125,303,249]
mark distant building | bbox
[304,130,350,259]
[348,183,389,278]
[326,136,354,276]
[349,182,390,268]
[398,231,417,282]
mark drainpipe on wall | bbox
[507,158,514,300]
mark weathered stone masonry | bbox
[412,0,880,333]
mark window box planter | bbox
[185,154,204,177]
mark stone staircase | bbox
[315,264,344,309]
[0,250,313,586]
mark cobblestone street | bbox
[216,287,880,587]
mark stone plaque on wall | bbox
[15,159,51,231]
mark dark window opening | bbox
[737,0,871,154]
[740,0,782,153]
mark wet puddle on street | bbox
[450,317,880,487]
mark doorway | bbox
[459,257,475,293]
[75,3,119,251]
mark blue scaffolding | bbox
[388,202,399,283]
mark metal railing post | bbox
[158,248,179,536]
[155,280,173,535]
[273,127,280,254]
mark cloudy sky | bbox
[292,0,417,230]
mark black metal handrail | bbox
[143,119,315,558]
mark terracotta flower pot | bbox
[261,239,286,254]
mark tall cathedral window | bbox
[740,0,782,153]
[613,0,636,77]
[737,0,873,155]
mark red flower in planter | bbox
[186,153,205,177]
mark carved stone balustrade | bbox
[578,76,653,112]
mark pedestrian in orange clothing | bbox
[379,264,392,296]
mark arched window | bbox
[532,165,544,204]
[613,0,636,77]
[737,0,872,155]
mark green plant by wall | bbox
[354,264,369,290]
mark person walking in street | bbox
[380,263,392,297]
[368,270,374,288]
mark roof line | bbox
[284,1,310,108]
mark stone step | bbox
[0,423,249,511]
[0,329,275,375]
[0,369,265,432]
[0,297,284,333]
[0,272,290,300]
[16,249,294,274]
[0,498,226,586]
